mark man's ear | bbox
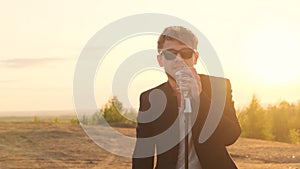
[193,52,199,65]
[157,54,163,67]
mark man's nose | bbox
[174,54,183,62]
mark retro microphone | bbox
[175,70,192,169]
[175,70,192,113]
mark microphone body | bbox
[175,70,192,113]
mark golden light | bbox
[240,20,300,84]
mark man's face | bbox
[157,39,198,78]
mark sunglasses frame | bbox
[159,48,197,61]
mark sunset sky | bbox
[1,0,300,114]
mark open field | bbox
[1,122,300,169]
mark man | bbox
[132,26,241,169]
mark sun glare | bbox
[240,20,300,84]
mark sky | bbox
[1,0,300,115]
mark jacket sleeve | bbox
[132,92,155,169]
[202,79,241,146]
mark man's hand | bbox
[175,67,202,99]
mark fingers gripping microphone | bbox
[175,70,192,114]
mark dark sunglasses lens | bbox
[162,50,176,60]
[162,48,194,60]
[179,48,194,59]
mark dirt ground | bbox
[1,122,300,169]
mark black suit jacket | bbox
[132,74,241,169]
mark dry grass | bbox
[0,122,300,169]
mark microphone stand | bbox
[183,92,192,169]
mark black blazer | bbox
[132,74,241,169]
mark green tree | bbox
[70,117,80,125]
[81,114,89,125]
[238,95,273,140]
[33,116,40,123]
[124,107,138,122]
[289,128,300,144]
[102,96,127,123]
[90,110,103,125]
[293,101,300,130]
[269,101,291,142]
[53,117,59,123]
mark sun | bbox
[240,20,300,84]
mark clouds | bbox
[0,57,69,68]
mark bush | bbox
[70,117,80,125]
[33,116,40,123]
[80,96,137,126]
[289,128,300,144]
[53,117,59,123]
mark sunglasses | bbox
[159,48,196,60]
